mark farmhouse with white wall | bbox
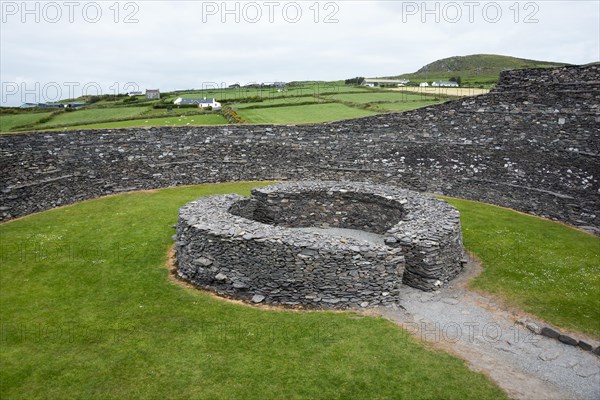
[431,81,459,87]
[173,97,222,110]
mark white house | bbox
[431,81,459,87]
[198,98,221,110]
[173,97,221,110]
[363,78,410,87]
[419,82,429,87]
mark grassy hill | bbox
[394,54,570,86]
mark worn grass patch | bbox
[0,183,507,400]
[444,197,600,338]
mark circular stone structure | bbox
[175,181,465,308]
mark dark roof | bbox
[433,81,459,86]
[178,98,216,105]
[20,102,64,108]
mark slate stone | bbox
[232,282,248,289]
[251,294,265,303]
[526,322,541,335]
[541,327,560,339]
[577,341,593,351]
[194,257,213,267]
[558,334,578,346]
[214,273,227,281]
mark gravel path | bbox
[297,227,600,399]
[377,263,600,400]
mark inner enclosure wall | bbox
[231,190,404,234]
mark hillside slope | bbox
[395,54,570,86]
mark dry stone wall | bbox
[175,182,464,307]
[1,65,598,233]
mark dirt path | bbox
[374,260,600,399]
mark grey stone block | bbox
[558,334,578,346]
[541,327,560,339]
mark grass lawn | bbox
[374,101,444,112]
[176,84,370,101]
[326,92,440,104]
[444,197,600,337]
[36,107,149,128]
[54,114,227,130]
[0,113,52,132]
[141,108,209,117]
[231,96,323,109]
[0,183,507,400]
[238,103,378,124]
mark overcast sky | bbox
[1,0,598,105]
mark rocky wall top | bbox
[495,64,600,90]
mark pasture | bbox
[0,112,53,132]
[0,82,479,132]
[36,107,149,128]
[60,114,227,130]
[236,103,378,124]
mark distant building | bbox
[65,102,86,108]
[173,97,221,110]
[363,78,410,87]
[431,81,459,87]
[419,82,429,87]
[145,89,161,99]
[128,91,143,96]
[19,102,64,108]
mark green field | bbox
[175,83,369,102]
[326,92,441,104]
[0,112,52,132]
[0,79,483,132]
[59,114,227,130]
[142,108,209,117]
[36,107,149,128]
[232,96,323,109]
[0,183,508,400]
[237,103,378,124]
